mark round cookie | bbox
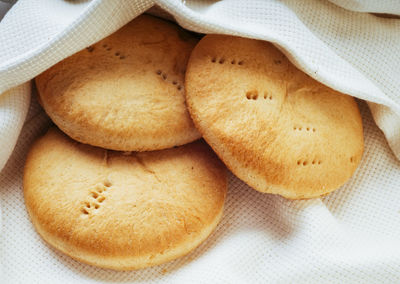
[185,34,364,199]
[23,128,226,270]
[35,15,201,151]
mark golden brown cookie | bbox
[185,34,364,199]
[23,128,226,270]
[35,15,201,151]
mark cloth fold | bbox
[1,0,400,283]
[327,0,400,15]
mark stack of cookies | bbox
[23,15,364,271]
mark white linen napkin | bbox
[1,1,400,283]
[327,0,400,14]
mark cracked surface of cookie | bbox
[185,34,364,199]
[23,127,227,270]
[35,15,200,151]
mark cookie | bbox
[23,128,226,270]
[35,15,201,151]
[185,34,364,199]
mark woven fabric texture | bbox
[328,0,400,14]
[1,0,400,283]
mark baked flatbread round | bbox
[24,128,226,270]
[35,15,201,151]
[185,35,364,199]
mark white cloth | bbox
[327,0,400,14]
[1,0,400,283]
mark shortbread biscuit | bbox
[35,15,200,151]
[24,128,226,270]
[185,35,364,199]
